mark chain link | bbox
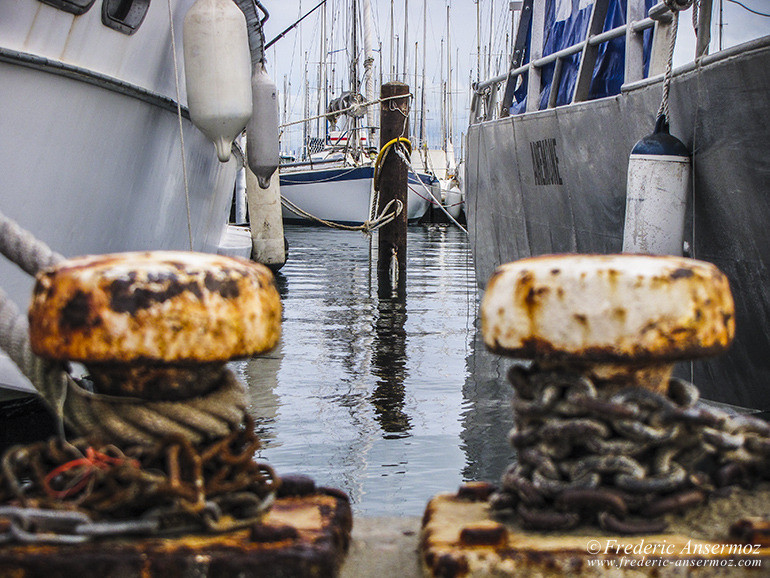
[0,416,278,544]
[490,366,770,534]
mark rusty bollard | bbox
[29,251,281,402]
[480,254,745,533]
[422,255,769,576]
[481,254,735,393]
[0,251,355,576]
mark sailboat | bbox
[410,0,464,224]
[278,0,432,227]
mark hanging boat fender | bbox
[183,0,253,162]
[622,115,691,255]
[246,64,280,189]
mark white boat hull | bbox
[280,165,431,225]
[0,1,239,394]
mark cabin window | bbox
[101,0,151,35]
[38,0,96,15]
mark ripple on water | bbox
[236,224,515,517]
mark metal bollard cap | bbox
[29,251,281,364]
[481,254,734,365]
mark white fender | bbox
[183,0,252,162]
[622,117,691,255]
[246,65,280,189]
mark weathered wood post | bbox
[377,82,410,295]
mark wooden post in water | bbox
[377,82,410,295]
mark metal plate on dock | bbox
[0,489,352,577]
[421,483,770,577]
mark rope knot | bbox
[664,0,694,12]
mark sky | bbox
[259,0,770,157]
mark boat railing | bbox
[470,0,709,124]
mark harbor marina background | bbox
[236,224,516,516]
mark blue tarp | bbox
[510,0,656,114]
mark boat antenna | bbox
[265,0,328,49]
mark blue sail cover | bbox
[510,0,656,114]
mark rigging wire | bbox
[726,0,770,17]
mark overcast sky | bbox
[260,0,770,155]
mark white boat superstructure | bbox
[0,1,245,395]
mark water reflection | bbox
[234,224,515,516]
[371,271,411,438]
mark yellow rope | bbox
[372,137,412,192]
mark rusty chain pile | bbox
[0,416,279,543]
[490,366,770,534]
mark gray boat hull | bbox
[466,37,770,410]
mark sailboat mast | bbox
[488,0,494,77]
[413,41,418,140]
[303,53,309,159]
[440,37,445,150]
[317,2,325,139]
[402,0,409,83]
[419,0,426,148]
[350,0,358,95]
[362,0,376,143]
[350,0,359,157]
[447,2,452,144]
[476,0,481,82]
[390,0,395,81]
[322,1,328,142]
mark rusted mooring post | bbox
[422,254,770,576]
[377,82,410,295]
[0,250,354,576]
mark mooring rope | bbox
[0,209,64,275]
[278,93,413,130]
[280,195,403,234]
[392,146,469,234]
[0,211,246,445]
[166,0,194,251]
[657,0,696,122]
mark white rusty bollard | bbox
[29,251,281,400]
[481,254,735,392]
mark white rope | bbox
[0,211,246,445]
[167,0,194,251]
[393,147,468,234]
[279,93,413,130]
[656,11,680,123]
[280,196,403,234]
[0,209,64,275]
[0,284,247,446]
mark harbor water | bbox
[235,224,516,517]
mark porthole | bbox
[102,0,151,35]
[38,0,97,15]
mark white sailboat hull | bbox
[280,165,430,225]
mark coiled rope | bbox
[278,136,412,234]
[0,209,246,446]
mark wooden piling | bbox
[377,82,410,285]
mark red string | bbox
[43,447,139,499]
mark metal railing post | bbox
[572,0,610,103]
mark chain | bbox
[490,367,770,534]
[0,416,278,543]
